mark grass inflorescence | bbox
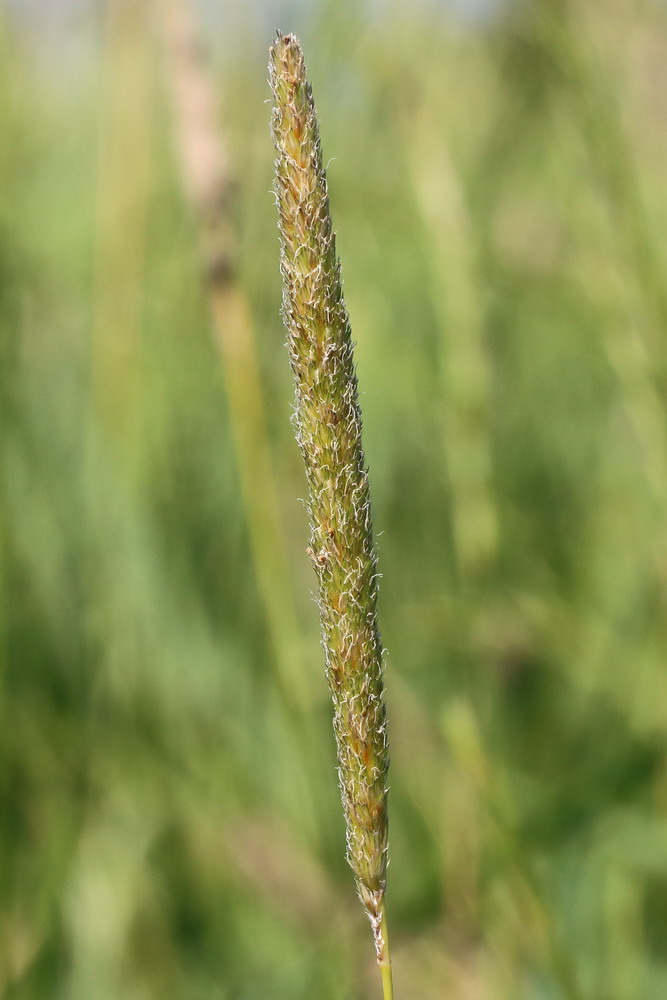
[269,31,393,994]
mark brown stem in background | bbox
[156,0,313,723]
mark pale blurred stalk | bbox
[0,10,6,692]
[552,0,667,339]
[443,700,585,1000]
[537,0,667,501]
[90,0,154,484]
[406,110,498,591]
[84,0,156,710]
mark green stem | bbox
[378,901,395,1000]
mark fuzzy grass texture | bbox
[269,31,393,998]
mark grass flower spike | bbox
[269,32,394,997]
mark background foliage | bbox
[3,0,667,997]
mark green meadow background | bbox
[3,0,667,996]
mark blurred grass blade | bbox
[157,0,311,719]
[405,108,498,590]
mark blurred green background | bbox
[3,0,667,996]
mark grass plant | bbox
[5,1,667,997]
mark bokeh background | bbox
[3,0,667,997]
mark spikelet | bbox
[269,32,391,966]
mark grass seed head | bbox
[269,31,390,957]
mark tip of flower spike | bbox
[270,29,299,49]
[268,31,305,80]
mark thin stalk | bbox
[85,0,154,696]
[157,0,310,716]
[378,901,395,1000]
[405,108,498,591]
[552,0,667,339]
[443,701,585,1000]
